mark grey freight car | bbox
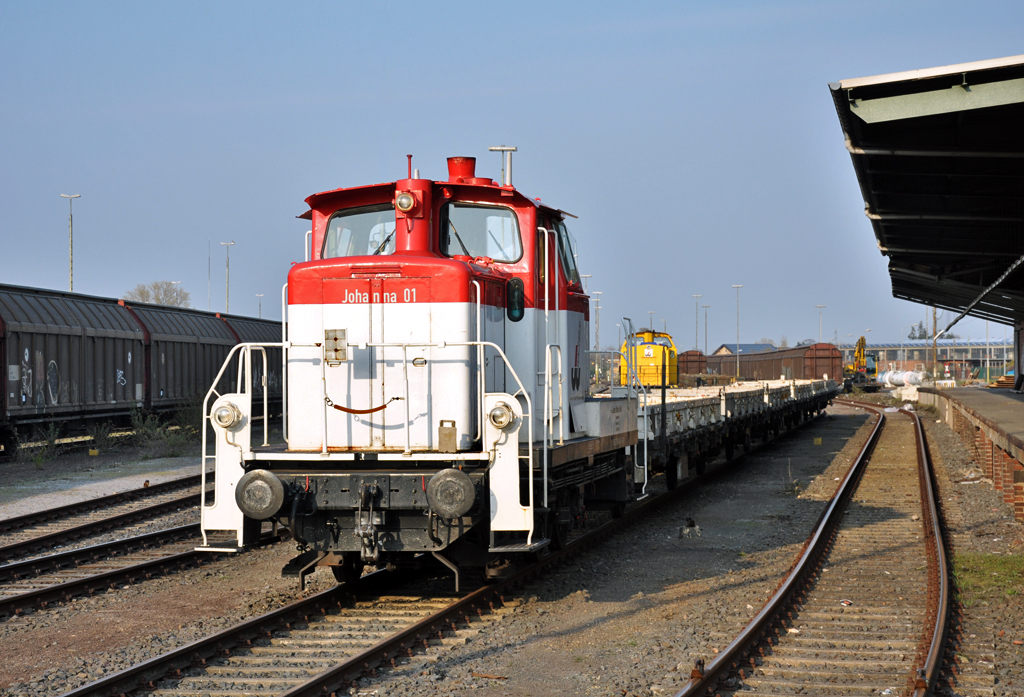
[0,283,283,457]
[0,285,146,453]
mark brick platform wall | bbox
[924,389,1024,522]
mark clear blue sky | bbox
[1,1,1020,349]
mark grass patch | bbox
[130,407,199,459]
[86,421,118,452]
[953,553,1024,606]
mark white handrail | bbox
[319,333,329,455]
[281,283,288,446]
[199,341,285,547]
[402,345,411,455]
[621,318,649,495]
[471,279,483,443]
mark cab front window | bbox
[440,203,522,262]
[323,204,397,258]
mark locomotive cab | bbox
[197,153,639,587]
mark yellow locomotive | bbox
[620,330,679,387]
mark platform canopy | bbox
[830,55,1024,327]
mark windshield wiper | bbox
[448,222,471,257]
[372,230,395,256]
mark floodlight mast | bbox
[61,194,81,291]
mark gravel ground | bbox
[8,402,1016,697]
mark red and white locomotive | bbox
[199,152,641,585]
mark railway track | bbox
[675,400,951,697]
[0,474,209,563]
[0,524,213,620]
[60,411,833,697]
[0,474,239,620]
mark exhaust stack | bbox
[447,156,476,183]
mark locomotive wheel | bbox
[330,552,364,586]
[549,509,571,550]
[610,501,627,518]
[725,440,735,461]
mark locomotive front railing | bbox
[199,331,539,543]
[199,340,284,547]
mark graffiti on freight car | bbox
[116,369,127,386]
[20,349,31,404]
[35,350,44,405]
[47,361,59,405]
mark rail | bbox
[908,405,951,696]
[0,474,202,536]
[674,400,886,696]
[0,492,203,562]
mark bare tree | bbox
[779,335,789,348]
[124,281,192,307]
[757,337,776,347]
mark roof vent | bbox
[447,156,476,182]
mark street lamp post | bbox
[732,285,743,378]
[593,291,603,350]
[580,274,591,293]
[702,305,710,356]
[220,241,235,313]
[692,294,702,350]
[171,281,181,306]
[61,194,81,292]
[256,293,264,319]
[816,305,825,344]
[648,310,655,332]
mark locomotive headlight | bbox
[395,191,416,213]
[488,402,514,430]
[213,402,243,430]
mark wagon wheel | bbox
[0,428,16,460]
[665,453,681,490]
[330,552,364,586]
[549,507,571,550]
